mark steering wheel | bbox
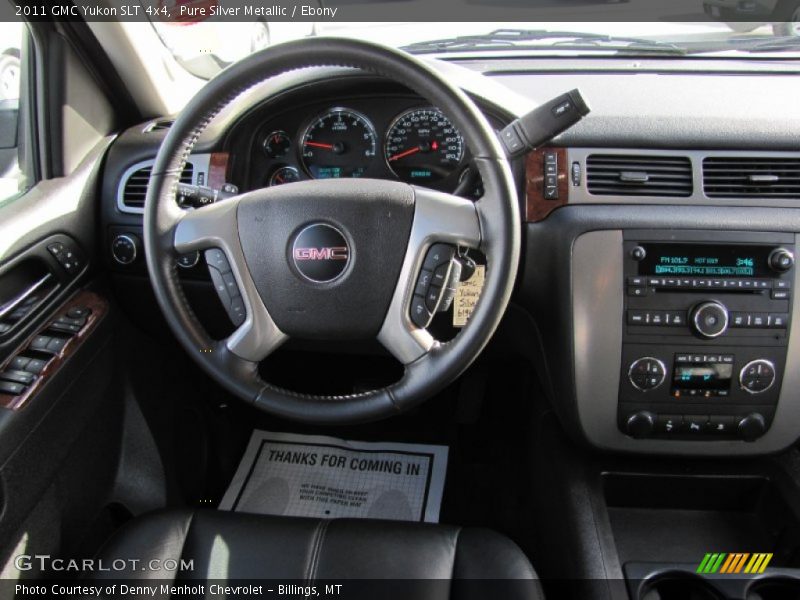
[144,38,520,424]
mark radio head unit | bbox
[619,233,794,442]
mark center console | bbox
[619,231,794,442]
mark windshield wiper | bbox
[727,36,800,53]
[401,29,687,55]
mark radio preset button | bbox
[770,313,789,328]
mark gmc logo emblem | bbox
[293,247,349,261]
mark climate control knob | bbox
[691,301,729,339]
[769,248,795,273]
[625,411,657,439]
[737,413,767,442]
[628,357,666,391]
[739,359,776,394]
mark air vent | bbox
[121,163,193,208]
[703,157,800,198]
[586,154,693,197]
[144,119,175,132]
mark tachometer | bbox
[385,108,464,183]
[300,108,377,179]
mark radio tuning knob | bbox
[769,248,795,273]
[691,301,729,339]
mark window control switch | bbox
[0,381,25,395]
[0,370,36,385]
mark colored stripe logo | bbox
[697,553,773,574]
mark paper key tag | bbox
[453,265,485,328]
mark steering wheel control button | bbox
[410,296,433,328]
[691,301,729,338]
[415,270,433,296]
[229,297,246,327]
[423,244,456,272]
[177,251,200,269]
[425,286,443,312]
[205,248,231,273]
[740,359,776,394]
[291,223,350,283]
[628,357,666,392]
[207,264,245,327]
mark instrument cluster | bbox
[239,98,477,196]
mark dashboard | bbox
[100,61,800,458]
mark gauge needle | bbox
[389,146,421,162]
[305,141,334,150]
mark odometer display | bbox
[385,108,464,183]
[300,108,377,179]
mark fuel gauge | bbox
[269,166,300,186]
[263,130,291,158]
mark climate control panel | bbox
[619,346,783,441]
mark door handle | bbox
[0,273,53,320]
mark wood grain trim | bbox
[0,291,108,410]
[524,147,569,222]
[208,152,230,190]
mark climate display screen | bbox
[672,363,733,392]
[640,244,772,278]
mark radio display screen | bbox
[639,244,772,278]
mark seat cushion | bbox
[93,509,543,599]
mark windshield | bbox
[150,20,800,79]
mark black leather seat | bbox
[94,510,543,598]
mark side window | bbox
[0,18,24,204]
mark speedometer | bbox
[384,108,464,183]
[300,108,377,179]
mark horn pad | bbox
[237,179,415,340]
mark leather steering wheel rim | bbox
[144,38,520,424]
